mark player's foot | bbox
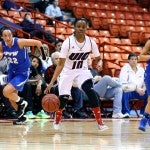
[98,124,109,131]
[36,110,50,119]
[53,122,61,130]
[13,116,28,125]
[53,110,62,130]
[138,118,148,132]
[16,99,28,118]
[147,118,150,126]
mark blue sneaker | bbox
[148,118,150,126]
[25,111,36,119]
[36,110,50,119]
[138,118,148,132]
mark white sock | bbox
[16,97,20,102]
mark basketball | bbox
[42,94,60,112]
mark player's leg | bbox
[53,94,69,130]
[78,71,108,130]
[3,83,27,118]
[53,73,73,130]
[3,73,29,119]
[139,64,150,131]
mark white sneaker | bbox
[53,122,61,130]
[98,124,109,131]
[112,113,126,118]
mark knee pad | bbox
[82,79,100,108]
[59,95,69,109]
[81,79,93,93]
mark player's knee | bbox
[59,95,69,109]
[81,79,93,93]
[3,86,8,98]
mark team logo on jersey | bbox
[69,52,90,69]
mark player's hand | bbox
[44,83,53,94]
[40,46,46,60]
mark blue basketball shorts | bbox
[8,69,30,91]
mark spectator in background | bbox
[34,44,52,73]
[87,55,125,118]
[54,40,63,52]
[20,13,55,44]
[45,0,72,24]
[19,55,49,119]
[49,39,63,55]
[33,0,50,13]
[44,51,88,119]
[2,0,26,11]
[119,53,148,118]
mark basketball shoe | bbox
[138,118,148,132]
[53,110,62,130]
[98,124,109,131]
[13,116,28,125]
[16,98,28,118]
[53,122,61,130]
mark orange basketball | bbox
[42,94,60,112]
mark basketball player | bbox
[44,18,108,131]
[0,26,44,124]
[138,39,150,131]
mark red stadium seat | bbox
[110,38,121,44]
[99,37,110,44]
[84,9,98,19]
[109,45,121,52]
[121,39,132,45]
[120,46,132,53]
[109,24,120,37]
[134,13,143,21]
[116,19,126,25]
[36,19,47,27]
[128,31,140,44]
[58,0,66,10]
[90,17,101,29]
[8,11,20,18]
[86,29,100,37]
[135,21,145,26]
[119,25,128,38]
[116,11,126,20]
[126,20,135,26]
[132,46,142,53]
[106,11,116,19]
[125,12,135,20]
[100,30,110,37]
[73,7,84,18]
[0,10,8,15]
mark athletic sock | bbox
[55,109,63,124]
[92,107,103,125]
[16,97,23,105]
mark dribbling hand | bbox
[44,83,53,94]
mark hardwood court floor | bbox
[0,118,150,150]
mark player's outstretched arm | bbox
[18,38,47,60]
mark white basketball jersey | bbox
[60,35,100,71]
